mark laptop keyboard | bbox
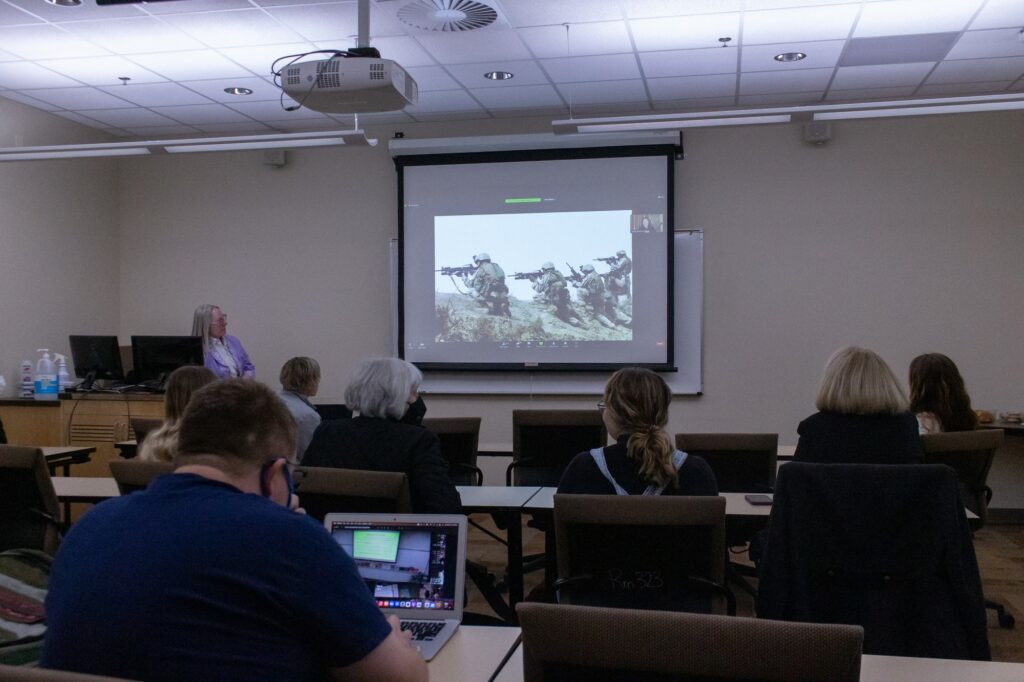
[401,621,445,641]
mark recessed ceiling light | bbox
[774,52,807,62]
[224,87,254,96]
[484,71,513,81]
[44,0,82,6]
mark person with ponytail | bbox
[909,353,978,434]
[557,367,717,496]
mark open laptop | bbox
[324,513,467,661]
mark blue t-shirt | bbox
[41,474,391,681]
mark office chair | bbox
[313,403,352,421]
[423,417,484,486]
[758,462,991,660]
[109,460,174,494]
[506,410,607,486]
[922,429,1014,629]
[292,466,412,523]
[0,446,61,555]
[517,603,864,682]
[551,494,734,615]
[129,418,163,448]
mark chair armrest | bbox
[506,456,540,486]
[450,463,484,486]
[549,574,595,603]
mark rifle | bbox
[565,262,584,285]
[594,256,617,264]
[435,264,476,277]
[513,270,544,281]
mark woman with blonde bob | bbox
[138,365,217,462]
[794,346,922,464]
[557,367,717,496]
[278,356,322,460]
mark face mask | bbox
[401,395,427,425]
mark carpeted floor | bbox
[466,516,1024,662]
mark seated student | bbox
[138,365,216,462]
[41,379,426,682]
[278,356,322,460]
[794,346,922,464]
[304,358,461,514]
[557,367,717,496]
[909,353,978,434]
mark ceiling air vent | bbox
[397,0,497,32]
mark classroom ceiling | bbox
[0,0,1021,138]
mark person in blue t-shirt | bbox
[41,379,426,682]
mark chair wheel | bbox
[998,613,1015,629]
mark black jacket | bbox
[303,417,462,514]
[794,411,923,464]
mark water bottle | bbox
[34,349,58,401]
[55,353,73,392]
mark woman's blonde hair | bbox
[604,367,677,489]
[280,356,321,395]
[139,366,216,463]
[191,303,218,349]
[815,346,908,415]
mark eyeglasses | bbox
[596,401,606,413]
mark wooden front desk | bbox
[59,393,164,479]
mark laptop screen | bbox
[329,519,461,613]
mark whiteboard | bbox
[391,230,703,396]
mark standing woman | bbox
[558,367,717,496]
[192,304,255,379]
[138,366,216,462]
[909,353,978,434]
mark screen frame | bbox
[130,335,204,381]
[395,144,676,372]
[68,335,125,381]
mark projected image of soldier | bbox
[462,253,511,317]
[530,262,584,327]
[576,263,631,329]
[597,249,632,314]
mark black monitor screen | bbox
[131,336,204,382]
[68,336,124,381]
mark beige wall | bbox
[115,111,1024,449]
[0,99,120,393]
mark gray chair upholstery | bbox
[0,446,61,555]
[423,417,483,486]
[517,602,863,682]
[108,459,174,495]
[128,418,163,448]
[293,466,412,522]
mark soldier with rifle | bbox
[597,249,632,311]
[462,253,511,317]
[576,263,631,329]
[525,262,583,327]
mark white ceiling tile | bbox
[404,90,483,113]
[490,105,567,118]
[35,56,167,86]
[854,0,983,38]
[129,50,255,81]
[647,73,736,100]
[743,0,872,8]
[0,48,19,63]
[266,3,404,42]
[569,101,652,115]
[218,43,320,78]
[948,29,1024,61]
[260,116,341,131]
[404,66,460,91]
[737,91,823,105]
[639,47,737,78]
[622,1,744,20]
[178,77,281,102]
[339,36,436,67]
[159,10,306,48]
[0,1,44,26]
[0,91,62,111]
[0,25,111,60]
[518,22,632,59]
[414,29,532,64]
[6,0,142,22]
[970,0,1024,30]
[557,79,648,105]
[98,81,215,106]
[501,0,622,27]
[743,5,860,45]
[408,110,490,122]
[76,107,182,127]
[824,85,918,100]
[740,67,834,94]
[227,98,330,119]
[191,121,274,133]
[23,86,137,110]
[470,83,563,109]
[447,60,550,88]
[343,110,414,124]
[51,111,116,129]
[122,125,203,136]
[541,54,641,83]
[630,13,740,52]
[916,80,1014,96]
[831,62,934,89]
[741,40,845,72]
[650,95,737,110]
[0,62,82,89]
[61,17,206,54]
[139,0,254,14]
[927,56,1024,84]
[152,103,255,124]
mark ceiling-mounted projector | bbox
[280,55,418,113]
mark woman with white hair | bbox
[302,358,461,514]
[192,303,255,380]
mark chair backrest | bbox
[758,462,990,660]
[921,429,1003,527]
[0,446,60,555]
[313,403,352,421]
[293,466,412,522]
[510,410,607,486]
[109,459,174,494]
[129,417,164,445]
[517,602,864,682]
[674,432,779,492]
[423,417,482,486]
[554,494,727,614]
[0,664,135,681]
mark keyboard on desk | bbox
[401,621,446,640]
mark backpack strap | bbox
[589,447,629,495]
[641,450,689,496]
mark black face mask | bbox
[400,395,427,425]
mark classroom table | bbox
[40,445,95,477]
[425,625,520,681]
[52,475,120,502]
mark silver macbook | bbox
[324,513,467,661]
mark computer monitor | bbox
[68,335,124,390]
[131,336,204,390]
